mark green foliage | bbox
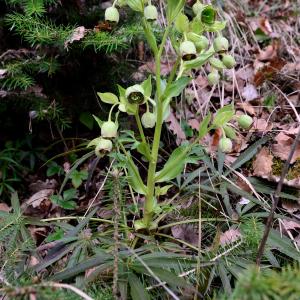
[220,264,300,300]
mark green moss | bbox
[287,159,300,180]
[271,157,300,180]
[271,157,284,176]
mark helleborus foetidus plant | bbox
[88,0,245,230]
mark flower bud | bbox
[105,6,120,24]
[238,115,253,129]
[144,5,158,21]
[213,36,229,53]
[101,121,118,138]
[222,54,236,69]
[141,112,156,128]
[180,40,197,61]
[219,137,233,153]
[207,70,220,85]
[192,1,204,15]
[95,138,113,157]
[209,57,226,70]
[195,35,209,52]
[125,84,145,104]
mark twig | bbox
[256,126,300,266]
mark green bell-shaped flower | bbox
[95,138,113,157]
[144,5,158,21]
[180,40,197,61]
[125,84,145,104]
[101,121,118,138]
[141,112,156,128]
[187,33,209,52]
[105,6,120,24]
[213,36,229,53]
[219,137,233,153]
[201,5,217,25]
[238,115,253,129]
[207,70,220,85]
[222,54,236,69]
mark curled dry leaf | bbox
[253,147,273,177]
[282,200,300,214]
[25,188,55,208]
[220,228,242,246]
[64,26,86,48]
[0,69,7,79]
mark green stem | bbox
[143,25,171,228]
[135,111,147,144]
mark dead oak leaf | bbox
[253,147,273,177]
[166,110,186,145]
[272,131,300,164]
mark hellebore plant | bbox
[88,0,250,230]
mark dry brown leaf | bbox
[253,147,273,177]
[171,224,199,246]
[220,228,241,246]
[236,102,256,115]
[272,131,300,163]
[282,200,300,214]
[0,69,7,79]
[281,220,300,231]
[252,118,273,132]
[242,84,259,101]
[25,189,55,208]
[166,110,186,145]
[29,179,57,193]
[188,119,200,130]
[0,203,10,212]
[64,26,86,48]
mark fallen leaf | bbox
[0,203,10,212]
[242,84,259,101]
[188,119,200,130]
[281,220,300,231]
[166,110,186,145]
[29,179,57,193]
[254,57,286,86]
[236,102,256,115]
[272,131,300,163]
[220,228,241,246]
[253,147,273,177]
[282,200,300,214]
[64,26,86,48]
[252,118,273,132]
[0,69,7,79]
[171,224,199,246]
[25,189,55,208]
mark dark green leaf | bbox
[128,273,150,300]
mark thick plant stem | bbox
[135,112,147,144]
[143,26,170,228]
